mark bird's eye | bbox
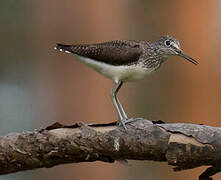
[165,40,171,46]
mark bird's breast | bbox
[76,55,155,82]
[117,66,154,82]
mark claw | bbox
[125,118,143,124]
[119,119,127,130]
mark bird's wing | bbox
[55,40,143,65]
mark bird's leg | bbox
[110,81,127,129]
[115,82,143,126]
[114,82,128,120]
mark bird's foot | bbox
[124,117,143,124]
[118,118,144,130]
[118,119,127,130]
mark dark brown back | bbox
[56,40,143,65]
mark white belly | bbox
[76,55,154,82]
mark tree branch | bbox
[0,118,220,179]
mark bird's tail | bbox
[54,44,72,54]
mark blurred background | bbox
[0,0,220,179]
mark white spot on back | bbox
[85,154,90,160]
[65,50,71,54]
[114,137,120,151]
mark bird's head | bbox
[154,35,198,65]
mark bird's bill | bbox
[177,50,198,65]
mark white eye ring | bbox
[165,40,171,46]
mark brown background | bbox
[0,0,221,179]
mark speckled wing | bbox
[55,40,143,66]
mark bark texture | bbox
[0,118,220,180]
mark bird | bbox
[54,35,198,129]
